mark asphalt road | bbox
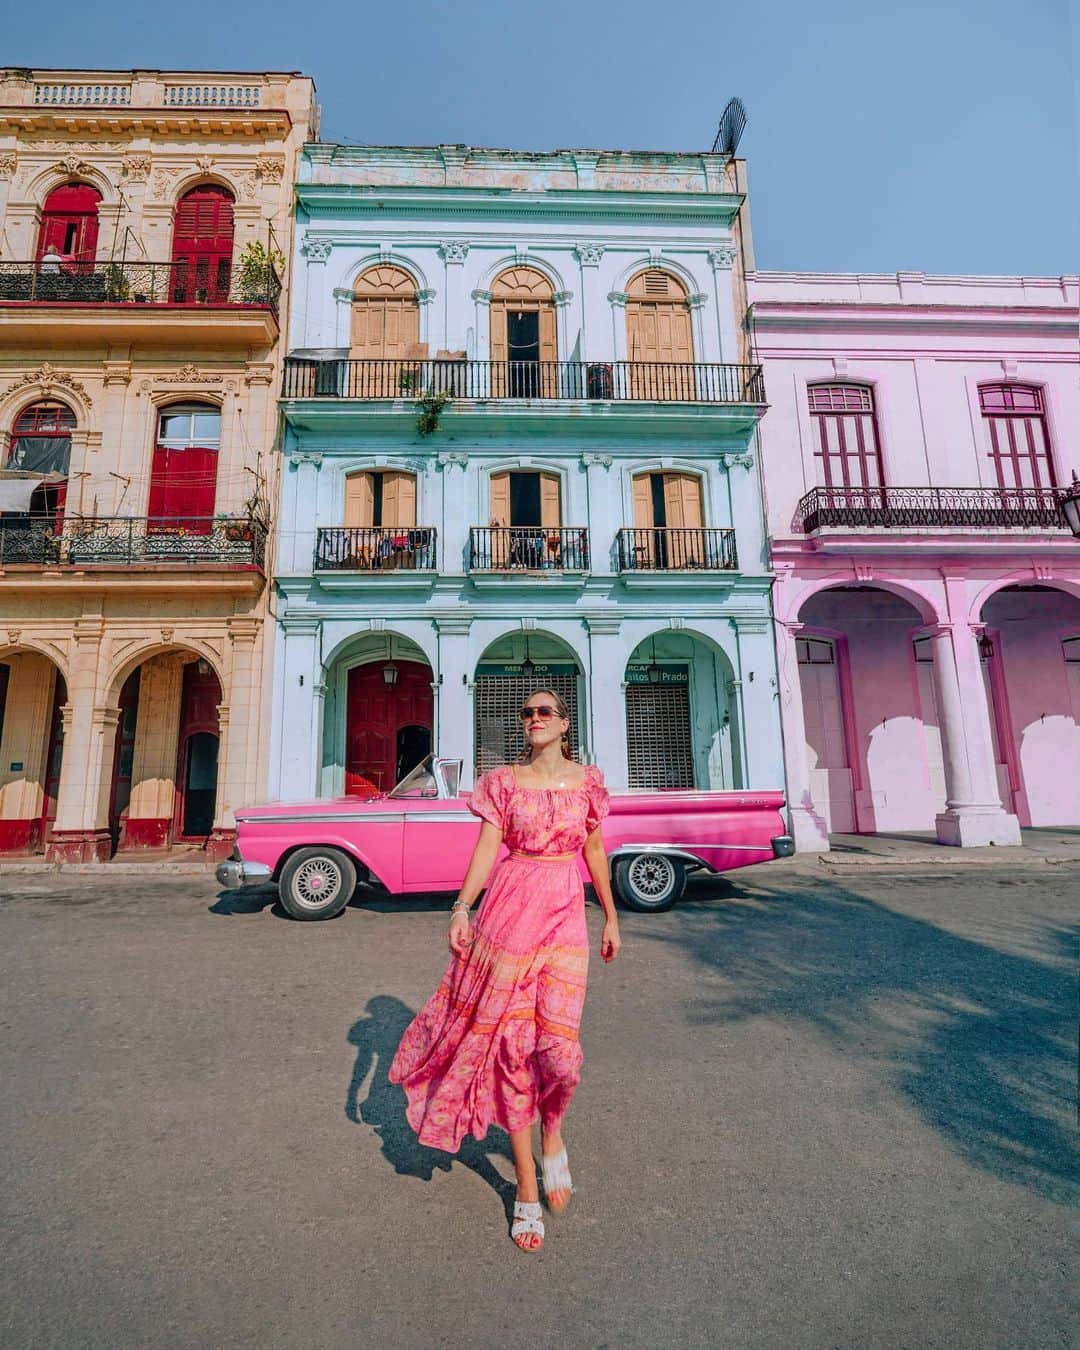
[0,862,1076,1350]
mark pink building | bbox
[747,271,1080,850]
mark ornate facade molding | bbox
[607,291,629,308]
[302,237,334,262]
[439,240,470,264]
[6,363,92,406]
[553,290,574,308]
[720,452,755,469]
[288,452,324,470]
[581,452,613,468]
[573,243,605,266]
[53,156,93,178]
[121,154,152,182]
[160,365,224,385]
[470,288,492,304]
[417,288,437,305]
[436,451,469,469]
[687,292,709,310]
[0,153,16,180]
[708,243,739,268]
[255,155,285,183]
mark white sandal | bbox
[541,1148,574,1213]
[511,1199,544,1250]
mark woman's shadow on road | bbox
[345,995,517,1217]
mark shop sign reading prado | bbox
[475,663,689,683]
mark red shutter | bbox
[37,183,102,268]
[170,187,235,303]
[148,445,218,533]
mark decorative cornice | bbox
[5,363,91,406]
[438,240,470,263]
[160,365,224,385]
[573,243,605,266]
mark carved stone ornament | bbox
[436,451,469,469]
[0,153,16,179]
[6,363,91,406]
[54,156,93,178]
[122,154,152,182]
[607,291,629,308]
[721,452,755,470]
[160,365,225,385]
[302,237,333,262]
[255,156,285,183]
[708,243,739,268]
[7,629,21,646]
[573,243,604,266]
[438,240,470,264]
[553,290,574,307]
[581,452,613,468]
[237,171,258,202]
[150,167,181,200]
[195,156,214,174]
[470,288,492,303]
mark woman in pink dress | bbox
[388,688,622,1251]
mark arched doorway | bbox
[36,182,101,266]
[625,269,694,399]
[108,651,222,852]
[473,632,583,776]
[0,651,66,854]
[624,631,738,790]
[170,184,235,303]
[344,660,433,797]
[979,584,1080,826]
[490,267,557,396]
[796,587,939,834]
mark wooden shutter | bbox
[540,472,561,528]
[663,473,703,528]
[381,472,417,528]
[344,473,374,527]
[631,474,656,566]
[539,305,558,396]
[489,471,511,567]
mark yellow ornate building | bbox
[0,68,317,859]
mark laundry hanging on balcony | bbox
[0,471,46,513]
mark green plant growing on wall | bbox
[237,240,286,302]
[416,389,452,436]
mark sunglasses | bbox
[519,705,561,721]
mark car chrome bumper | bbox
[771,835,796,859]
[215,858,274,889]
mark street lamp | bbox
[382,661,398,686]
[521,634,535,680]
[647,636,662,685]
[1058,471,1080,538]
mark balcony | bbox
[63,516,266,567]
[617,527,738,572]
[0,518,62,565]
[282,358,765,405]
[469,526,590,572]
[797,486,1070,533]
[315,526,437,571]
[0,260,281,345]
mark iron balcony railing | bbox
[0,260,282,314]
[797,485,1071,532]
[469,526,590,571]
[0,517,63,565]
[63,517,266,567]
[315,526,437,571]
[616,527,739,572]
[282,358,766,404]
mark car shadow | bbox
[345,994,518,1217]
[638,873,1079,1207]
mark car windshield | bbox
[389,755,439,799]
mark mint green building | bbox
[270,143,783,800]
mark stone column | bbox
[435,618,473,783]
[438,238,470,351]
[300,237,334,347]
[929,623,1022,846]
[471,289,492,373]
[707,244,740,363]
[732,617,788,797]
[124,651,185,849]
[581,453,615,573]
[722,449,767,572]
[0,652,56,853]
[210,616,261,858]
[276,616,322,801]
[586,619,628,786]
[47,617,112,862]
[608,291,629,362]
[553,290,574,374]
[288,453,323,574]
[773,621,830,851]
[437,452,470,573]
[573,244,605,359]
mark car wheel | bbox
[612,854,686,913]
[278,847,357,921]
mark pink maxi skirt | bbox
[388,852,589,1153]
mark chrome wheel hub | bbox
[293,857,342,909]
[628,854,673,899]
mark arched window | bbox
[36,183,101,266]
[490,267,557,396]
[625,270,694,399]
[148,402,221,533]
[979,384,1055,489]
[170,185,235,303]
[629,470,704,567]
[6,400,75,525]
[807,383,884,489]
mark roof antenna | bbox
[712,97,747,155]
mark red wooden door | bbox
[173,662,222,840]
[170,186,235,303]
[345,660,433,797]
[148,405,220,534]
[36,183,101,266]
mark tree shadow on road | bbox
[644,878,1079,1208]
[345,995,517,1215]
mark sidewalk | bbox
[794,827,1080,874]
[0,848,217,876]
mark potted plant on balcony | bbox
[236,240,285,305]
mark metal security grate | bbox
[625,684,694,789]
[474,674,581,777]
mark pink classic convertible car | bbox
[216,756,794,920]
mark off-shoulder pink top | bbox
[468,763,610,855]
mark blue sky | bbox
[6,0,1078,275]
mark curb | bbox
[815,854,1080,874]
[0,862,218,876]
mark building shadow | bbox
[345,995,517,1215]
[642,879,1079,1207]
